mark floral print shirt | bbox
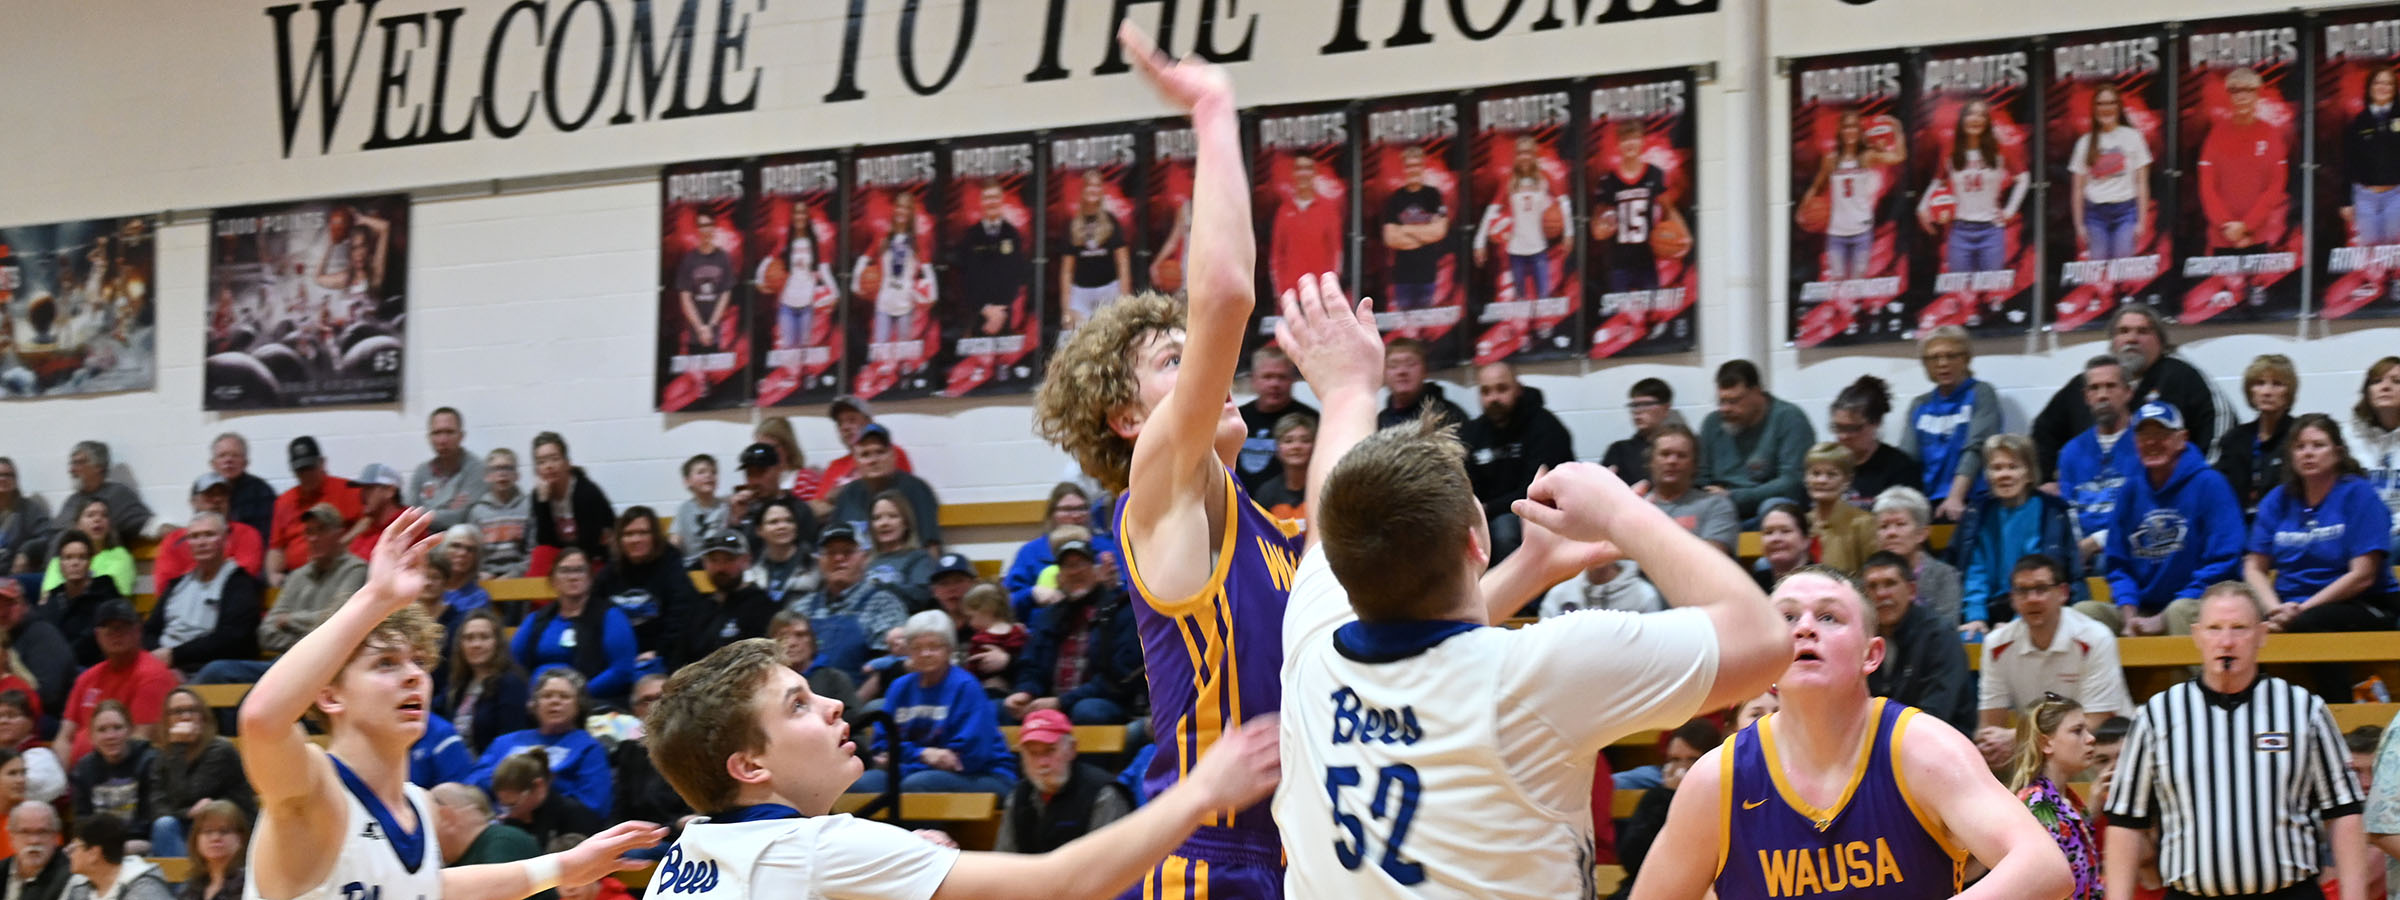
[2020,774,2102,900]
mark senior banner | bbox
[2175,14,2306,325]
[1789,51,1915,348]
[1359,93,1469,370]
[658,159,754,412]
[938,133,1042,398]
[1466,80,1582,364]
[2046,25,2176,333]
[2315,8,2400,321]
[1909,40,2037,338]
[1585,68,1700,359]
[752,150,848,407]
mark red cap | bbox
[1019,710,1074,745]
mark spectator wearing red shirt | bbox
[821,396,915,492]
[154,475,265,586]
[264,436,360,587]
[2198,68,2291,252]
[346,464,406,560]
[1270,155,1344,298]
[56,600,178,763]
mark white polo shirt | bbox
[1977,607,2132,719]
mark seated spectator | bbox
[466,448,531,579]
[1464,362,1575,560]
[40,501,131,597]
[206,504,359,684]
[151,477,263,588]
[1005,534,1141,727]
[1645,423,1739,555]
[1801,443,1879,573]
[428,782,539,868]
[960,584,1026,696]
[1955,434,2081,637]
[2352,356,2400,557]
[410,407,485,531]
[827,426,943,551]
[37,534,123,668]
[60,813,169,900]
[0,692,65,804]
[2031,303,2221,477]
[2216,354,2297,519]
[1828,377,1923,509]
[484,753,602,853]
[756,417,828,505]
[742,499,817,605]
[1977,554,2131,730]
[528,432,615,573]
[596,507,694,653]
[206,434,276,543]
[436,608,529,758]
[665,532,775,672]
[2055,354,2139,562]
[1750,501,1813,591]
[138,689,248,859]
[470,668,613,816]
[1376,338,1467,429]
[0,593,69,723]
[1872,486,1963,626]
[67,702,154,823]
[1250,413,1314,526]
[668,454,725,562]
[1602,378,1676,486]
[264,436,360,587]
[0,752,22,855]
[58,603,176,763]
[1003,484,1111,618]
[56,442,157,549]
[510,549,637,702]
[822,395,916,491]
[729,443,821,556]
[2090,400,2241,636]
[143,514,263,676]
[770,611,860,727]
[1861,552,1974,730]
[1903,327,2003,520]
[863,492,937,605]
[852,611,1018,796]
[2085,716,2131,812]
[1236,346,1315,494]
[1537,557,1662,618]
[993,710,1132,853]
[1,801,69,900]
[2245,414,2399,699]
[408,713,473,790]
[343,464,406,560]
[172,801,245,900]
[787,524,910,676]
[2000,695,2101,900]
[1611,721,1723,899]
[605,675,691,837]
[0,458,54,576]
[428,526,491,630]
[924,553,978,626]
[1698,359,1815,520]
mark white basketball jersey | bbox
[1276,548,1721,900]
[649,809,956,900]
[245,758,444,900]
[1828,159,1882,237]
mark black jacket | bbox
[436,669,531,757]
[145,566,265,670]
[531,470,616,561]
[609,739,693,829]
[597,552,702,654]
[663,584,777,672]
[2214,416,2293,518]
[9,619,75,716]
[1000,762,1131,853]
[1014,583,1145,714]
[143,737,256,826]
[1460,386,1576,514]
[1864,604,1975,731]
[2031,355,2219,476]
[37,577,123,668]
[2,850,71,900]
[71,739,156,823]
[1378,382,1471,432]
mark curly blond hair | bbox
[1033,291,1186,493]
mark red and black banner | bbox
[2045,26,2174,333]
[1145,120,1195,302]
[1910,40,2037,338]
[846,143,944,401]
[1585,69,1699,359]
[1789,51,1913,347]
[1250,102,1356,369]
[1466,81,1582,364]
[2315,9,2400,320]
[659,161,751,411]
[1048,123,1144,351]
[751,151,846,407]
[1359,94,1468,371]
[2175,15,2305,325]
[938,134,1041,398]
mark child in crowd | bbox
[960,584,1025,697]
[671,454,725,562]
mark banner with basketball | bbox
[2175,16,2305,325]
[2315,10,2400,321]
[1467,81,1583,364]
[1789,52,1914,348]
[1250,102,1356,369]
[1909,41,2036,338]
[1585,69,1699,359]
[207,193,409,409]
[1145,120,1195,302]
[1359,94,1468,370]
[0,216,156,399]
[657,161,752,411]
[751,151,847,407]
[2045,26,2174,333]
[938,133,1041,398]
[1048,124,1144,356]
[846,143,944,401]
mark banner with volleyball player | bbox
[937,133,1042,398]
[2315,9,2400,321]
[1909,40,2036,338]
[1047,124,1144,354]
[1466,81,1582,364]
[1359,93,1468,370]
[751,151,847,407]
[1,216,156,399]
[1249,102,1356,371]
[1789,51,1915,347]
[2176,15,2306,325]
[208,193,409,409]
[2046,26,2174,333]
[1584,69,1698,359]
[658,161,752,412]
[846,143,944,401]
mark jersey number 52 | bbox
[1325,763,1424,885]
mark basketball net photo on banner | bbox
[1790,51,1912,348]
[2047,25,2173,333]
[751,151,846,408]
[939,134,1040,398]
[658,160,752,412]
[2177,15,2304,325]
[847,144,942,401]
[2,216,156,399]
[1360,93,1467,370]
[206,194,408,409]
[1048,124,1143,353]
[1586,69,1699,359]
[1469,81,1581,364]
[1911,41,2036,338]
[1251,102,1354,371]
[2316,8,2400,321]
[1145,121,1195,301]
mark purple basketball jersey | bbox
[1714,699,1966,900]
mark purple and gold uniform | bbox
[1714,699,1966,900]
[1113,473,1303,900]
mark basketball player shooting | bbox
[1628,569,2071,900]
[239,509,665,900]
[1265,272,1791,899]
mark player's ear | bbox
[725,747,774,789]
[314,684,344,720]
[1107,403,1145,441]
[1862,634,1887,676]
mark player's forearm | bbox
[1027,785,1217,899]
[1477,552,1568,622]
[442,856,550,900]
[2330,815,2371,900]
[1184,96,1255,317]
[238,583,400,734]
[1303,391,1379,524]
[2102,826,2142,899]
[2371,832,2400,861]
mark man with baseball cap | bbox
[2084,399,2243,637]
[1005,529,1141,727]
[826,424,944,550]
[994,709,1132,853]
[264,436,360,587]
[346,463,406,559]
[56,599,177,762]
[822,395,915,490]
[154,473,265,586]
[787,523,910,676]
[665,530,776,671]
[728,442,818,554]
[927,552,979,618]
[196,503,367,690]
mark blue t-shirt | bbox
[2245,475,2399,600]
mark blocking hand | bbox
[1274,272,1382,406]
[1512,463,1653,547]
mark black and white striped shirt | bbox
[2105,674,2366,896]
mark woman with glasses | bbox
[508,548,637,703]
[467,667,614,817]
[1902,326,2002,521]
[139,688,251,859]
[2002,695,2100,900]
[1827,376,1923,507]
[173,801,247,900]
[0,459,53,576]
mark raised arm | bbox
[442,821,666,900]
[1902,715,2074,900]
[1269,274,1384,553]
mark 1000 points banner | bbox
[207,194,407,409]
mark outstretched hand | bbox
[1512,467,1630,585]
[1121,23,1232,112]
[1274,272,1382,405]
[1512,463,1653,546]
[1184,713,1282,814]
[360,508,442,614]
[557,821,670,886]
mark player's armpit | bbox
[1628,747,1727,900]
[1898,715,2074,900]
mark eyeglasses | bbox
[1921,351,1967,363]
[1830,423,1872,435]
[2043,691,2069,704]
[2011,582,2064,598]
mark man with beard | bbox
[1698,360,1816,521]
[2030,304,2221,474]
[0,801,68,900]
[994,710,1133,853]
[1462,361,1574,562]
[1003,534,1142,727]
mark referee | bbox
[2104,582,2370,900]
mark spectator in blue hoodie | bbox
[853,611,1018,796]
[2087,400,2242,637]
[1953,434,2082,639]
[467,667,614,816]
[1002,484,1120,621]
[1904,326,2004,521]
[2243,414,2400,698]
[2053,354,2139,565]
[508,548,639,703]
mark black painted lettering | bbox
[700,0,762,112]
[267,0,382,157]
[612,0,701,124]
[898,0,976,95]
[1448,0,1523,40]
[364,12,430,149]
[1193,0,1254,61]
[546,0,617,130]
[824,0,869,101]
[1024,0,1073,81]
[481,0,545,137]
[417,7,478,144]
[1592,0,1713,23]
